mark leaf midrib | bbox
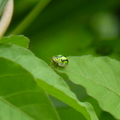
[0,97,35,120]
[66,69,120,97]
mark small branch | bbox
[11,0,51,35]
[0,0,14,38]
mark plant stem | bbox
[0,0,14,38]
[11,0,51,35]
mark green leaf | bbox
[60,55,120,119]
[0,35,29,48]
[0,57,60,120]
[0,100,32,120]
[0,0,8,15]
[0,44,98,120]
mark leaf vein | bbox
[67,69,120,97]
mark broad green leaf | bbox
[0,44,98,120]
[0,35,29,48]
[0,100,31,120]
[60,55,120,119]
[0,0,8,15]
[0,57,60,120]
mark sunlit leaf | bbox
[0,57,60,120]
[0,35,29,48]
[60,55,120,119]
[0,44,98,120]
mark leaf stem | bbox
[0,0,14,38]
[11,0,51,35]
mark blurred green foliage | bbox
[7,0,120,63]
